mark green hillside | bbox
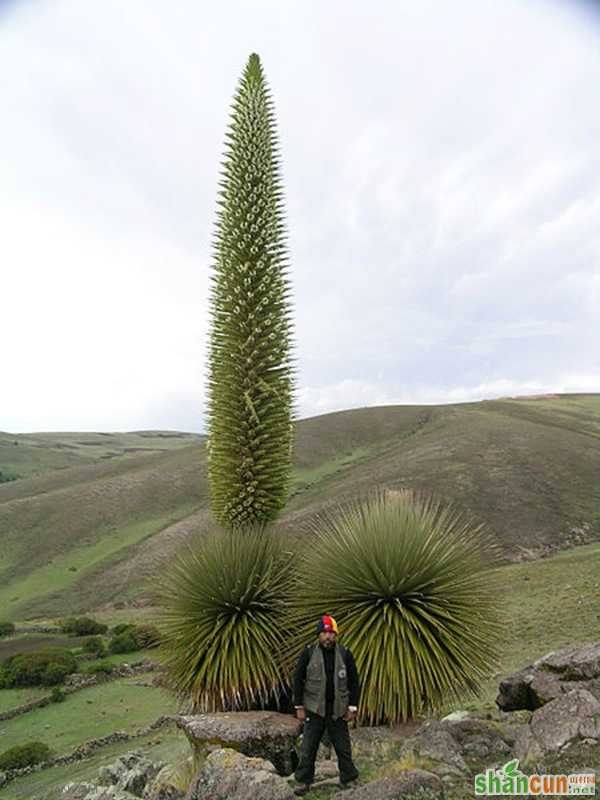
[1,394,599,621]
[0,431,202,481]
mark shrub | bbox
[2,649,77,688]
[0,741,52,770]
[108,624,160,649]
[156,528,294,711]
[111,623,133,636]
[60,616,108,636]
[41,662,70,687]
[108,632,138,654]
[81,636,106,656]
[50,686,66,703]
[292,490,504,724]
[130,624,161,649]
[0,621,15,637]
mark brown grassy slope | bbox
[1,394,599,619]
[0,431,201,481]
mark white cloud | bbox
[1,0,600,431]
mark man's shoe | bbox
[294,785,311,796]
[339,775,359,789]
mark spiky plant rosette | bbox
[155,527,295,712]
[292,490,504,724]
[207,52,295,529]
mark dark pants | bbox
[294,705,359,785]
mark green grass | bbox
[0,634,87,661]
[1,726,190,800]
[0,685,49,714]
[0,674,175,757]
[83,647,158,671]
[0,508,198,619]
[443,540,600,715]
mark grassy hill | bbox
[1,394,599,621]
[0,430,202,481]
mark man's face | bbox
[319,630,336,648]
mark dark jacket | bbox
[293,642,360,710]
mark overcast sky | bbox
[2,0,600,432]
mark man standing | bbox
[292,614,360,796]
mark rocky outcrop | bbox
[184,748,294,800]
[63,785,134,800]
[400,717,515,779]
[63,752,168,800]
[496,642,600,711]
[176,711,302,776]
[514,688,600,762]
[340,769,443,800]
[143,765,186,800]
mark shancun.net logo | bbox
[474,758,596,795]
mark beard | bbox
[322,639,335,648]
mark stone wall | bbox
[1,716,176,788]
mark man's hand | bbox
[343,709,357,722]
[295,706,306,722]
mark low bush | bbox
[108,623,160,649]
[108,632,137,654]
[0,622,15,638]
[111,623,132,636]
[0,741,52,770]
[2,649,77,688]
[81,636,106,656]
[50,686,66,703]
[60,617,108,636]
[130,624,161,649]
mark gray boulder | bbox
[497,642,600,711]
[400,720,468,777]
[514,688,600,763]
[338,769,443,800]
[184,748,294,800]
[62,785,135,800]
[98,751,164,798]
[176,711,302,776]
[534,642,600,680]
[143,765,186,800]
[444,719,513,762]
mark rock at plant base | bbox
[496,667,536,711]
[348,723,419,761]
[400,721,468,777]
[143,765,186,800]
[314,759,339,781]
[176,711,302,776]
[62,785,135,800]
[337,769,443,800]
[184,748,295,800]
[444,719,513,762]
[0,771,6,789]
[441,710,471,722]
[514,688,600,763]
[496,642,600,711]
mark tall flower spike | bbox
[207,53,295,528]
